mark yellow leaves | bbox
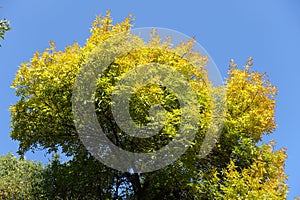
[8,11,288,199]
[218,143,288,200]
[85,11,134,52]
[226,59,277,141]
[10,11,213,157]
[10,34,84,154]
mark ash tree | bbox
[10,11,288,199]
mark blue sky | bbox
[0,0,299,198]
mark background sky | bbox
[0,0,299,199]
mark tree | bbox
[0,153,45,199]
[0,19,10,38]
[10,11,288,199]
[42,155,116,199]
[0,7,11,46]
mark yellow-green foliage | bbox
[0,153,44,199]
[10,11,288,199]
[226,61,277,141]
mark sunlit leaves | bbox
[226,58,277,141]
[0,6,10,45]
[0,19,10,41]
[9,12,287,199]
[219,144,287,200]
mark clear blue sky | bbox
[0,0,299,199]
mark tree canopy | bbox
[0,153,44,199]
[10,11,288,199]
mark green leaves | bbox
[0,6,11,46]
[0,153,45,199]
[218,144,287,200]
[0,19,10,40]
[9,12,287,199]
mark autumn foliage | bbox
[9,11,288,199]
